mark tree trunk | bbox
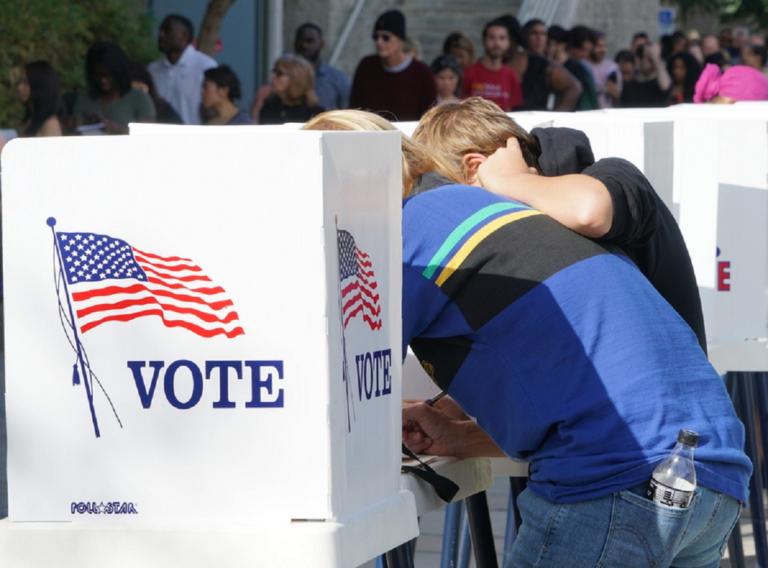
[197,0,236,56]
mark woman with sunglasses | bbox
[250,54,324,125]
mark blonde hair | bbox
[274,54,319,107]
[404,36,422,60]
[412,97,541,184]
[303,110,449,198]
[443,31,475,65]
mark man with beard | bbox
[462,18,523,111]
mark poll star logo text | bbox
[127,360,284,409]
[71,501,139,515]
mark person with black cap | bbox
[461,17,523,111]
[349,9,436,121]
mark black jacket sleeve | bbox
[582,157,658,247]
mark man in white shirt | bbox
[149,14,217,124]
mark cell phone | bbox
[607,71,618,83]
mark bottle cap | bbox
[678,429,699,447]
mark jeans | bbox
[508,484,741,567]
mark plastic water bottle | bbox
[647,429,699,508]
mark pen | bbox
[425,391,447,406]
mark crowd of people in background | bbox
[9,8,768,141]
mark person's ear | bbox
[461,152,487,184]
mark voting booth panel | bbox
[1,131,417,566]
[708,118,768,369]
[713,184,768,344]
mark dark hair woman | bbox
[73,41,156,134]
[431,54,462,104]
[16,61,62,137]
[667,52,702,104]
[201,65,252,125]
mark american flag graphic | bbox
[56,231,244,339]
[337,230,382,330]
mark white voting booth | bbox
[0,129,417,567]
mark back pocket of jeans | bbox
[596,489,694,567]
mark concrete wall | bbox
[283,0,522,76]
[573,0,660,55]
[283,0,661,78]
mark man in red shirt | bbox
[462,18,523,110]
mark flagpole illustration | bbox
[47,217,101,438]
[336,217,353,433]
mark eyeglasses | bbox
[372,32,393,43]
[271,68,287,77]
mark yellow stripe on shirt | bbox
[435,209,542,287]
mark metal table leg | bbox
[464,491,498,568]
[440,502,463,568]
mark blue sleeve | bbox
[336,70,352,109]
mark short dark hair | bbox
[483,18,511,41]
[615,49,635,65]
[568,25,595,50]
[204,64,241,101]
[523,18,545,34]
[296,22,322,38]
[85,41,132,97]
[632,31,649,43]
[548,25,568,44]
[162,14,194,40]
[493,14,523,46]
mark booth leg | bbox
[440,502,463,568]
[458,511,472,568]
[457,511,472,568]
[384,538,415,568]
[734,372,768,568]
[465,491,498,568]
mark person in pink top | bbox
[461,18,522,111]
[694,62,768,103]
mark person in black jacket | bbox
[413,97,706,350]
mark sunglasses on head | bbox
[271,68,287,77]
[373,32,393,42]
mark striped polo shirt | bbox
[402,184,751,504]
